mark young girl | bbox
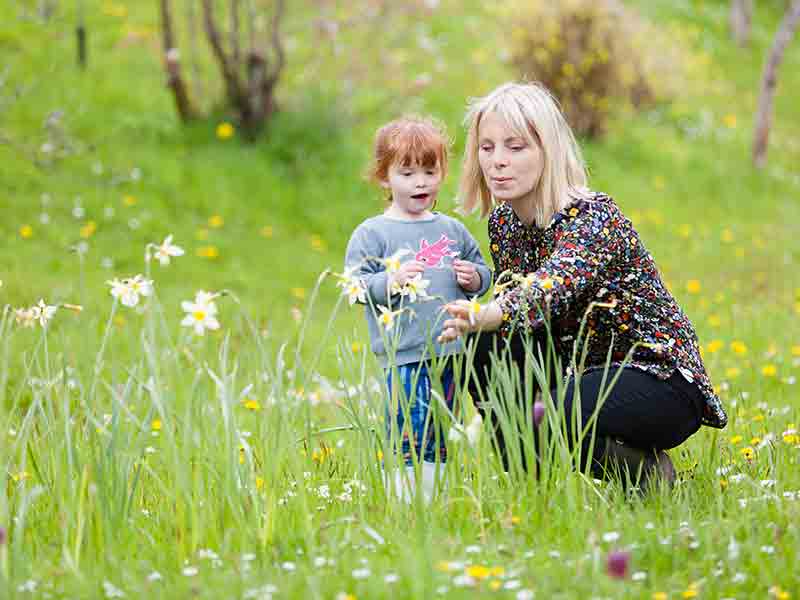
[343,115,491,500]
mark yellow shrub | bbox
[506,0,680,138]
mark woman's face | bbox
[477,111,544,207]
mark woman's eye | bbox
[480,145,493,152]
[509,145,524,152]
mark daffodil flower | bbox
[181,297,221,336]
[151,234,185,266]
[339,277,366,305]
[381,249,412,273]
[33,299,57,327]
[377,305,402,331]
[400,274,431,302]
[107,275,154,307]
[467,297,482,326]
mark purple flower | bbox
[533,401,545,427]
[606,549,630,579]
[0,526,6,546]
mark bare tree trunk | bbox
[753,0,800,168]
[160,0,195,121]
[230,0,242,68]
[730,0,753,47]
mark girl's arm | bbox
[343,225,398,307]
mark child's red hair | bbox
[366,115,450,185]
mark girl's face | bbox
[477,111,544,208]
[383,160,443,219]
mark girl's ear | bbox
[379,178,391,190]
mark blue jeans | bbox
[385,361,455,465]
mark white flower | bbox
[107,275,153,307]
[102,580,125,598]
[448,413,483,447]
[146,571,162,582]
[340,277,366,305]
[602,531,620,543]
[182,566,198,576]
[400,274,431,302]
[152,234,184,266]
[33,299,57,327]
[381,249,412,273]
[352,567,371,579]
[181,296,221,336]
[14,307,37,328]
[376,305,402,331]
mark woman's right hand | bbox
[438,300,504,343]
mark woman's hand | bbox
[438,300,504,343]
[389,260,425,288]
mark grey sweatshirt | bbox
[344,213,492,367]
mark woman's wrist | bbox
[477,301,504,332]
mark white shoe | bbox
[383,467,416,504]
[421,461,445,502]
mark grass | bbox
[1,0,800,598]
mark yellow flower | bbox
[729,435,743,444]
[243,399,261,411]
[208,215,224,228]
[351,342,362,354]
[761,364,777,377]
[752,414,765,422]
[791,345,800,357]
[783,434,800,445]
[721,228,734,243]
[255,476,265,490]
[12,471,31,482]
[653,175,665,190]
[19,224,34,239]
[539,277,554,290]
[310,235,326,251]
[722,113,737,128]
[291,288,306,300]
[706,339,723,353]
[80,220,97,238]
[740,446,754,460]
[725,367,740,379]
[750,436,762,445]
[686,280,701,294]
[260,225,273,238]
[653,593,668,600]
[465,565,491,580]
[489,581,502,591]
[123,194,137,207]
[489,566,505,577]
[196,246,220,259]
[730,340,748,355]
[216,122,235,140]
[682,589,698,599]
[568,207,579,217]
[720,478,728,489]
[151,419,162,431]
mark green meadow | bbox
[1,0,799,598]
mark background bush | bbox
[507,0,681,138]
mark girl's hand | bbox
[438,300,504,343]
[453,259,481,292]
[389,260,425,288]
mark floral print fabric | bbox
[489,192,727,429]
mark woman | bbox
[439,82,727,489]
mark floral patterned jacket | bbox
[489,192,727,429]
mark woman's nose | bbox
[493,148,509,168]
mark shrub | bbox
[507,0,680,138]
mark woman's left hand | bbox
[438,300,504,343]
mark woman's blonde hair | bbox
[458,82,590,227]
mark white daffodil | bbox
[400,274,430,302]
[107,275,153,307]
[33,299,57,327]
[467,297,482,326]
[14,307,36,328]
[181,297,220,336]
[152,234,184,266]
[448,413,483,447]
[193,290,220,307]
[381,249,412,273]
[376,305,402,331]
[339,277,366,305]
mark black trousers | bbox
[464,330,705,472]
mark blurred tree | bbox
[159,0,285,141]
[730,0,753,47]
[752,0,800,168]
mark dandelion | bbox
[150,234,184,266]
[730,340,747,355]
[740,446,754,460]
[465,565,491,580]
[351,342,362,353]
[377,305,402,331]
[725,367,741,379]
[196,245,220,259]
[216,122,234,139]
[762,364,778,377]
[122,195,137,207]
[686,280,701,294]
[291,287,306,301]
[706,339,723,353]
[260,225,273,238]
[722,114,737,128]
[151,419,162,431]
[208,215,224,228]
[80,221,97,239]
[243,399,261,411]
